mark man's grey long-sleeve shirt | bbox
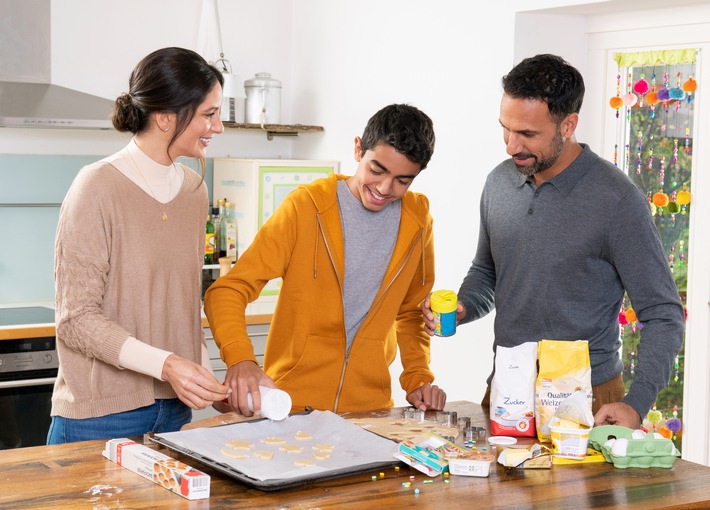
[459,144,685,419]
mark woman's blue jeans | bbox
[47,399,191,444]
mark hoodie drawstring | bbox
[313,216,321,279]
[420,231,426,286]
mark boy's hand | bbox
[407,383,446,411]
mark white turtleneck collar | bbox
[105,138,184,203]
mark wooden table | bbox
[1,401,709,509]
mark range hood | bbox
[0,0,114,129]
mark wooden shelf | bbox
[222,122,324,140]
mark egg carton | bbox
[588,425,680,469]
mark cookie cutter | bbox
[457,416,471,430]
[436,410,458,427]
[402,407,425,421]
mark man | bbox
[206,104,446,416]
[422,54,684,429]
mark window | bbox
[610,50,697,450]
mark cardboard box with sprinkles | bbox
[395,432,495,477]
[103,438,210,500]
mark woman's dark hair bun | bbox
[111,92,143,133]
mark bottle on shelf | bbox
[213,199,225,260]
[224,201,238,261]
[217,198,227,259]
[204,214,215,265]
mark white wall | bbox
[513,12,592,143]
[288,1,523,406]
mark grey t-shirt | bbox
[336,180,401,352]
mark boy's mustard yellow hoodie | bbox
[204,173,436,413]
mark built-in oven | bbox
[0,307,58,449]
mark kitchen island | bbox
[1,401,709,509]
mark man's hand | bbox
[421,293,466,336]
[406,383,446,411]
[594,401,642,428]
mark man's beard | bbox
[513,130,565,177]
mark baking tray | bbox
[150,410,400,491]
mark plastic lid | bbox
[488,436,518,445]
[247,386,292,421]
[430,289,458,314]
[244,72,282,88]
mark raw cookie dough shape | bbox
[279,444,304,454]
[263,436,287,445]
[312,451,331,460]
[222,438,255,459]
[313,443,335,452]
[294,430,313,441]
[253,450,275,460]
[227,439,254,450]
[294,458,315,467]
[221,448,249,459]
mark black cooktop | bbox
[0,307,56,327]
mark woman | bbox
[48,47,229,444]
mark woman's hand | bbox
[161,354,230,409]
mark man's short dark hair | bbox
[502,54,585,123]
[360,104,436,170]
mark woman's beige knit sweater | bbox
[52,161,208,419]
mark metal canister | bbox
[430,289,458,337]
[244,72,282,124]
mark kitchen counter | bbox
[2,401,710,509]
[0,314,272,341]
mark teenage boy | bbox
[205,104,446,416]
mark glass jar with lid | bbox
[244,72,282,124]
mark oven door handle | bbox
[0,377,56,389]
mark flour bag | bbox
[535,339,593,443]
[490,342,538,437]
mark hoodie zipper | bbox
[317,213,425,413]
[315,214,348,413]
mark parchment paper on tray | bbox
[153,410,399,482]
